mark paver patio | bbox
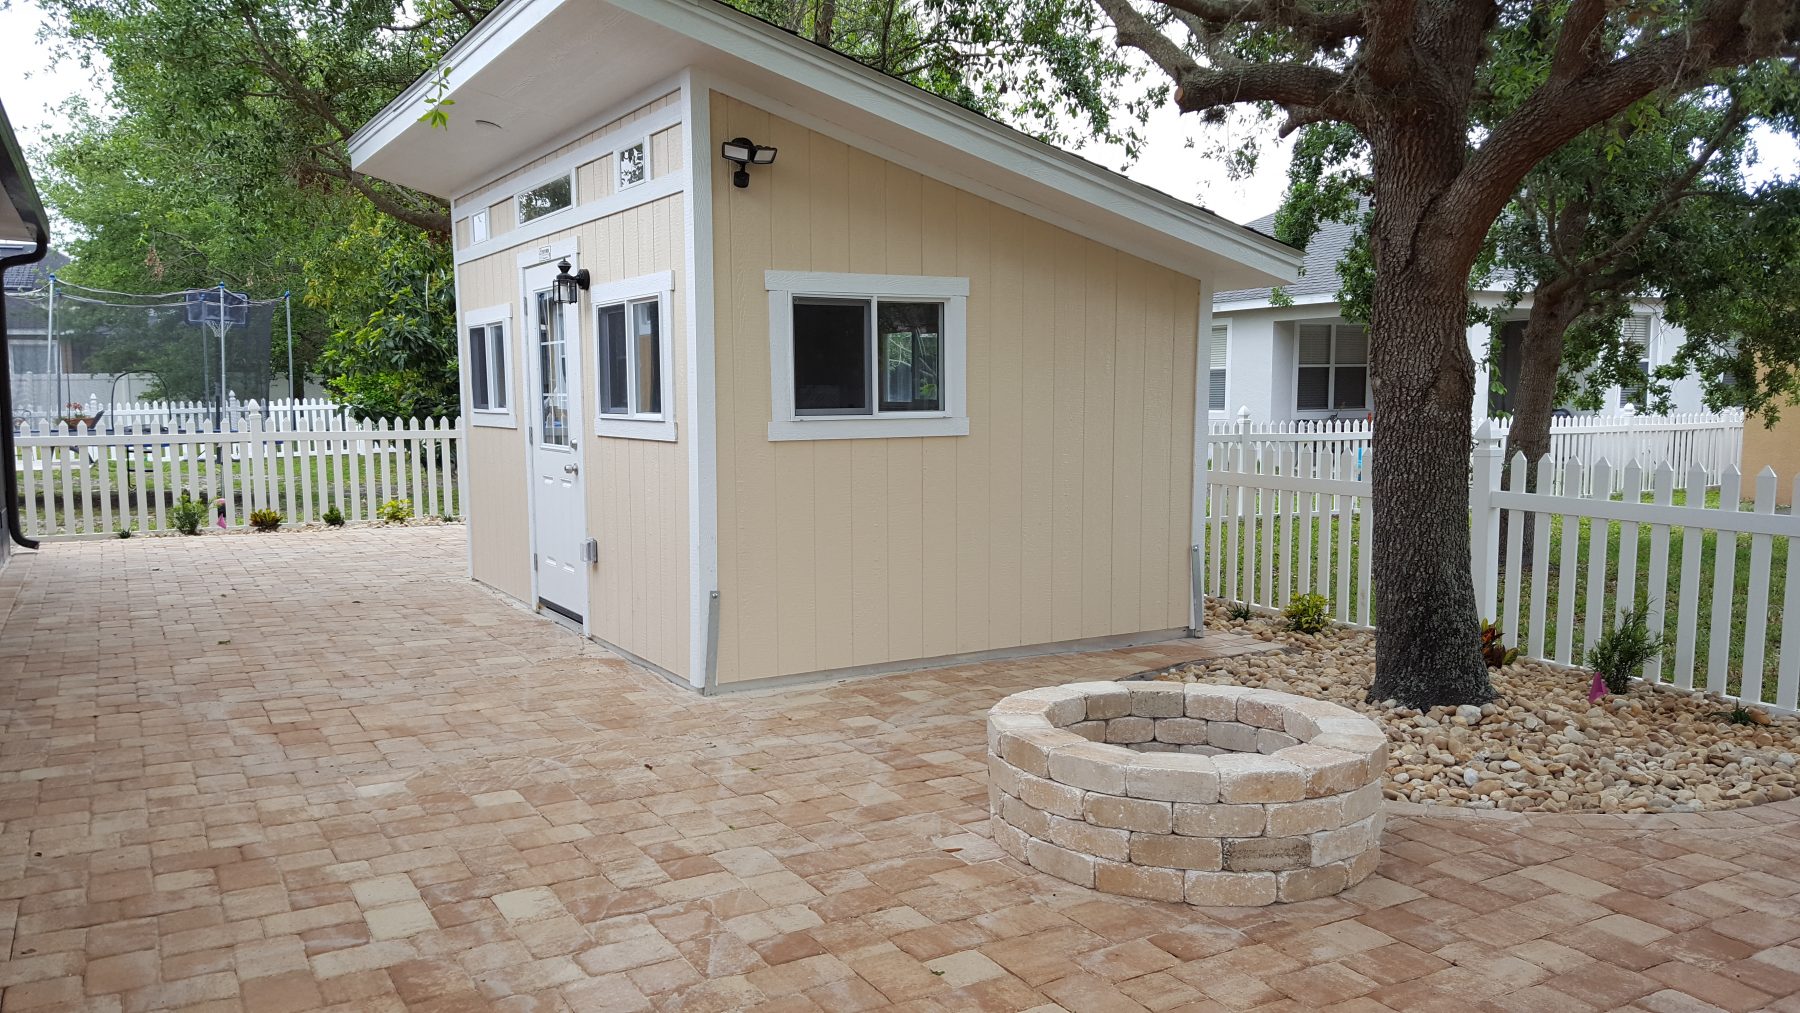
[3,527,1800,1012]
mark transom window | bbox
[517,173,574,224]
[470,208,490,244]
[1296,322,1368,413]
[616,139,648,190]
[765,271,969,441]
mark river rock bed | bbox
[1155,606,1800,814]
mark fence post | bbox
[1469,421,1503,622]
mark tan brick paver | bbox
[3,526,1799,1011]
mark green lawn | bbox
[1208,487,1790,698]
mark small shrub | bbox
[116,528,132,539]
[249,509,283,532]
[1480,620,1519,668]
[171,493,208,536]
[1283,593,1331,634]
[1584,605,1665,695]
[378,498,413,524]
[1226,600,1255,622]
[323,506,345,527]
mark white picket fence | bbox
[12,397,349,433]
[11,412,464,538]
[1207,409,1744,492]
[1205,425,1799,710]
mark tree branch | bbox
[1550,0,1614,82]
[1157,0,1364,48]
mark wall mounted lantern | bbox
[552,258,590,304]
[720,136,777,188]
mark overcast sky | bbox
[1,0,1793,242]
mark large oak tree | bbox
[1088,0,1800,706]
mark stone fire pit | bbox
[987,681,1386,905]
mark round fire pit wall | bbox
[986,681,1386,906]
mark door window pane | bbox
[877,301,941,412]
[536,292,570,446]
[633,300,661,415]
[469,326,490,410]
[598,304,628,415]
[793,298,868,414]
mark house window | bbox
[1620,315,1651,410]
[1296,322,1368,412]
[765,271,969,440]
[591,272,676,441]
[470,208,490,244]
[463,306,514,427]
[1209,323,1228,412]
[617,139,649,190]
[516,173,574,224]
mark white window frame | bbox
[464,303,515,428]
[765,271,969,441]
[592,271,677,442]
[514,170,576,226]
[615,136,651,192]
[469,207,490,244]
[1293,321,1370,416]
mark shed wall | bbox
[708,92,1201,686]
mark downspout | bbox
[0,232,48,549]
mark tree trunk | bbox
[1498,279,1583,568]
[1364,133,1495,709]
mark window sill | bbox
[595,417,678,442]
[767,416,970,442]
[471,412,517,429]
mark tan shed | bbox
[348,0,1299,691]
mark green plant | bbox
[323,506,345,527]
[249,509,283,532]
[1480,620,1519,668]
[171,492,208,536]
[1226,600,1255,622]
[1584,605,1666,695]
[116,528,132,539]
[1283,593,1331,635]
[378,498,413,524]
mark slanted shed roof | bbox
[348,0,1300,290]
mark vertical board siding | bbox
[710,93,1200,685]
[453,88,690,678]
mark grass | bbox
[1207,486,1790,697]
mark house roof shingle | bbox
[3,249,67,291]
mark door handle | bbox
[563,463,579,475]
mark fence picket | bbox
[1779,474,1800,710]
[1334,450,1354,622]
[1583,459,1612,664]
[1527,456,1554,661]
[1277,445,1295,606]
[1673,465,1708,689]
[1643,464,1675,683]
[1742,468,1778,704]
[1706,467,1742,696]
[1553,460,1582,665]
[348,420,366,523]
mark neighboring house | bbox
[1211,213,1707,425]
[348,0,1299,692]
[4,248,64,376]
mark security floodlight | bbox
[720,136,777,188]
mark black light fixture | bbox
[552,258,590,304]
[720,136,777,188]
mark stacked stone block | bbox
[987,681,1387,906]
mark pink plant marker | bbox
[1588,671,1607,703]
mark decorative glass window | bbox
[1296,322,1369,412]
[516,174,574,224]
[1209,323,1229,412]
[616,139,649,190]
[470,208,490,244]
[464,306,513,427]
[765,271,969,441]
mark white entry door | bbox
[524,264,587,624]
